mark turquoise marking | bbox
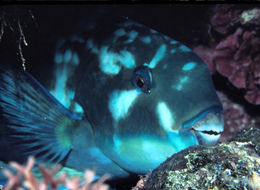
[64,49,73,63]
[54,52,63,64]
[156,102,174,132]
[163,64,168,69]
[163,35,171,41]
[113,134,121,148]
[175,84,182,91]
[141,141,170,162]
[99,46,121,75]
[182,62,197,71]
[99,47,135,75]
[149,44,167,69]
[180,76,189,83]
[86,39,94,49]
[51,50,81,111]
[122,20,142,28]
[113,135,177,172]
[108,89,139,122]
[140,36,151,44]
[179,45,191,52]
[150,29,158,34]
[51,67,67,105]
[143,62,149,67]
[170,40,178,45]
[125,30,138,44]
[86,39,98,54]
[114,28,126,36]
[172,76,189,91]
[72,53,80,65]
[118,50,135,69]
[170,49,176,54]
[74,102,84,114]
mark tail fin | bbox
[0,66,82,165]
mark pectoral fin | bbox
[0,65,82,165]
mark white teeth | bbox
[183,108,224,145]
[193,112,224,134]
[195,131,221,145]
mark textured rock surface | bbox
[134,128,260,190]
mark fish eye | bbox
[136,76,145,88]
[132,65,153,93]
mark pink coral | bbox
[132,173,150,190]
[194,5,260,105]
[1,156,109,190]
[210,4,242,34]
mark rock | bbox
[141,128,260,190]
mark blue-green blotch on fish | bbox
[0,19,224,179]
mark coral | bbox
[193,5,260,105]
[131,173,150,190]
[1,156,109,190]
[141,128,260,190]
[210,4,242,35]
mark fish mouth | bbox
[182,105,224,145]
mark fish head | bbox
[78,20,224,174]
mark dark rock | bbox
[142,128,260,190]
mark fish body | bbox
[0,18,224,179]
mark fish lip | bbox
[181,105,224,145]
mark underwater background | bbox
[0,4,259,190]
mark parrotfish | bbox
[0,18,224,179]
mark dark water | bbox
[0,4,213,74]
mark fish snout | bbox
[182,106,224,145]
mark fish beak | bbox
[182,106,224,145]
